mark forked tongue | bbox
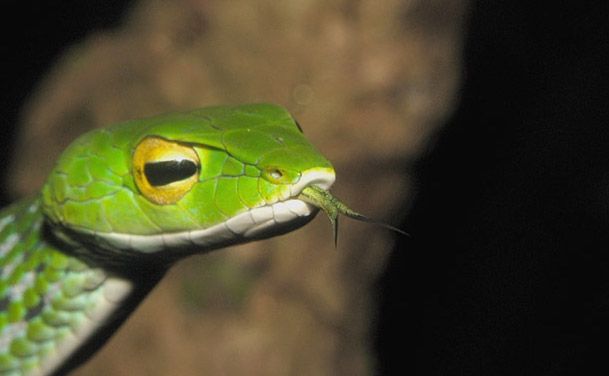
[299,185,407,246]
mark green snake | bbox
[0,104,400,375]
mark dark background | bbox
[2,1,609,375]
[0,0,131,206]
[378,2,609,375]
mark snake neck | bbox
[0,197,162,375]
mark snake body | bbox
[0,104,337,375]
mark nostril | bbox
[263,167,291,184]
[270,169,283,180]
[262,167,302,185]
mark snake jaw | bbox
[298,185,407,247]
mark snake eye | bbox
[133,137,200,205]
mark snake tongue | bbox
[298,186,407,247]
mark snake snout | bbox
[288,167,336,198]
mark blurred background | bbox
[1,1,608,375]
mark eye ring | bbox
[133,137,200,205]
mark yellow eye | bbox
[133,136,200,205]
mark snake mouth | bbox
[64,167,402,256]
[71,168,337,255]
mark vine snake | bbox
[0,104,401,375]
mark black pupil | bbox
[144,159,198,186]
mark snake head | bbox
[41,104,339,264]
